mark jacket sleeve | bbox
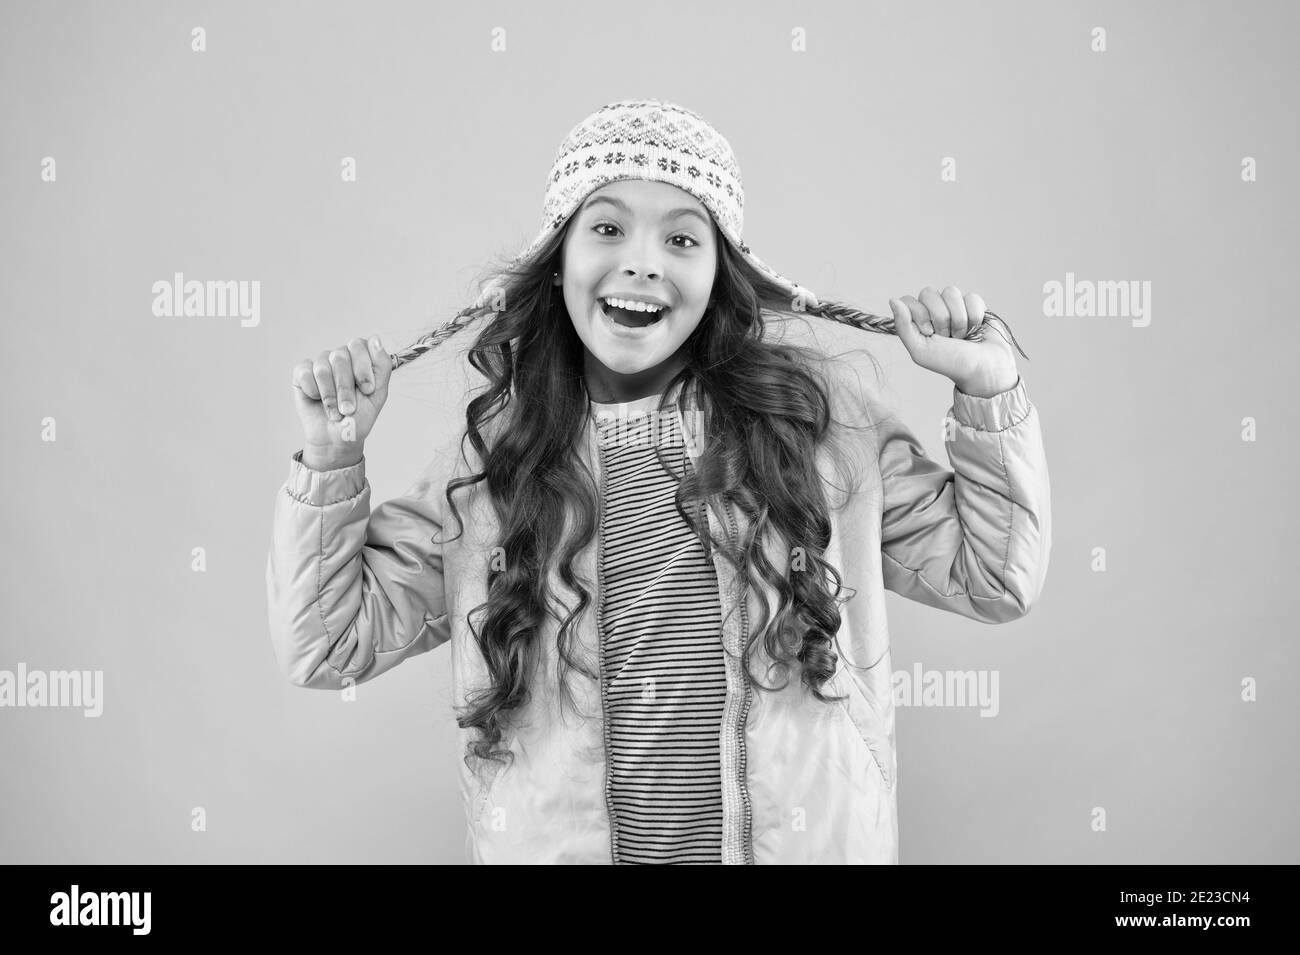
[868,376,1052,623]
[265,450,453,689]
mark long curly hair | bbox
[423,220,1028,770]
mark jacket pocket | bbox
[831,670,894,793]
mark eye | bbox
[591,222,699,248]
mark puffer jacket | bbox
[265,344,1051,865]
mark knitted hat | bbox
[514,98,818,309]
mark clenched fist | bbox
[291,335,392,470]
[889,287,1020,398]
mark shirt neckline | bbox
[589,391,671,415]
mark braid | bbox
[386,299,1029,371]
[804,300,1031,361]
[387,302,498,371]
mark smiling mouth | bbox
[601,299,668,327]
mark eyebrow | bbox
[580,195,711,229]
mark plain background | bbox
[2,0,1296,864]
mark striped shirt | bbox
[591,390,726,865]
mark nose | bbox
[620,235,665,282]
[621,265,661,281]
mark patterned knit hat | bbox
[513,98,818,309]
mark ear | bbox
[552,270,563,286]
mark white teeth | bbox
[603,297,664,313]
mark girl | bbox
[266,99,1052,865]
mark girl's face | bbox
[557,179,717,403]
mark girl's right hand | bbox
[291,336,392,460]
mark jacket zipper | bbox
[721,494,755,864]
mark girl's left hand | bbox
[889,287,1020,398]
